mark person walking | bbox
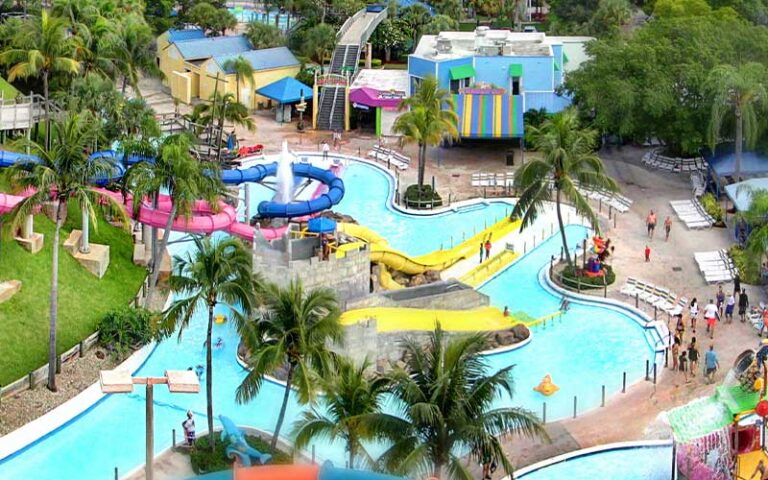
[479,242,484,264]
[716,285,725,317]
[725,292,736,324]
[671,337,680,371]
[734,273,741,296]
[704,344,719,384]
[664,216,672,241]
[703,298,718,339]
[689,298,699,333]
[646,210,657,239]
[645,244,651,262]
[322,140,330,159]
[182,410,196,447]
[739,288,750,323]
[484,237,492,260]
[688,338,699,377]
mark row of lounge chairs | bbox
[670,199,715,229]
[579,186,633,214]
[367,145,410,171]
[690,172,706,197]
[695,250,737,284]
[620,277,688,316]
[642,150,706,173]
[471,172,515,187]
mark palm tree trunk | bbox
[147,203,177,306]
[43,70,50,150]
[418,143,427,193]
[206,304,215,451]
[556,188,572,266]
[271,363,294,452]
[235,73,240,105]
[348,434,355,469]
[47,200,65,391]
[122,77,128,96]
[735,106,743,181]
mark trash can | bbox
[506,149,515,166]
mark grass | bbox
[188,434,293,474]
[0,76,19,99]
[0,172,146,385]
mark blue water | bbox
[227,8,294,31]
[0,160,658,479]
[518,445,673,479]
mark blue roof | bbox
[175,35,252,60]
[167,28,206,43]
[255,76,313,103]
[215,47,300,73]
[724,178,768,212]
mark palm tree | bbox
[2,112,128,391]
[221,56,255,107]
[236,280,343,452]
[123,134,224,305]
[734,187,768,281]
[244,21,285,49]
[0,10,81,147]
[112,14,160,97]
[393,76,458,195]
[292,357,389,469]
[158,235,257,452]
[302,23,336,73]
[511,108,617,266]
[363,327,548,479]
[708,62,767,181]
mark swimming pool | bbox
[0,159,658,479]
[516,443,673,479]
[227,8,295,31]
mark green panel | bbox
[375,107,382,137]
[563,52,570,63]
[449,64,475,80]
[554,62,560,72]
[508,64,523,77]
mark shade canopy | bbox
[724,177,768,212]
[508,64,523,77]
[705,144,768,178]
[452,93,523,138]
[255,76,313,104]
[349,87,403,109]
[449,64,475,80]
[308,217,337,233]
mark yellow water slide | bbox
[340,306,514,332]
[338,217,521,275]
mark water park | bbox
[4,1,768,480]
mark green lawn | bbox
[0,76,19,99]
[0,175,146,385]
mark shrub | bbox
[729,245,759,285]
[188,434,292,474]
[558,264,616,290]
[98,306,153,355]
[699,193,724,223]
[403,184,442,209]
[359,58,383,67]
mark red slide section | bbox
[234,464,320,480]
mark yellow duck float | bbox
[534,374,560,396]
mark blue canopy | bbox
[255,76,313,104]
[308,217,336,233]
[704,144,768,178]
[724,177,768,212]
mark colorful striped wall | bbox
[451,94,524,139]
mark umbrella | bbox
[307,217,336,234]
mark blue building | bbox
[407,28,592,139]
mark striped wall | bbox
[451,94,524,138]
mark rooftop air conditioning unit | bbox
[502,45,514,56]
[436,37,452,54]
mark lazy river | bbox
[0,158,659,479]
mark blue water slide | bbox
[0,150,39,168]
[220,162,276,185]
[320,461,405,480]
[88,150,126,186]
[257,163,345,218]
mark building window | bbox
[510,76,522,95]
[450,77,470,94]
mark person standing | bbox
[716,285,725,317]
[671,337,680,371]
[664,216,672,241]
[689,298,699,333]
[645,244,651,262]
[322,140,330,159]
[704,345,719,384]
[688,338,699,377]
[725,292,736,324]
[182,411,196,447]
[739,288,750,323]
[734,273,741,296]
[703,298,718,339]
[646,210,657,239]
[479,242,484,264]
[484,237,492,260]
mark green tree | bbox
[188,91,256,131]
[292,357,389,468]
[370,18,410,62]
[707,62,767,181]
[363,327,548,479]
[187,2,237,35]
[221,56,255,106]
[112,13,160,96]
[393,76,458,196]
[736,188,768,282]
[123,134,224,305]
[159,236,256,452]
[236,280,343,452]
[0,10,81,147]
[2,112,127,391]
[653,0,712,17]
[400,4,432,45]
[422,14,459,35]
[303,23,336,72]
[245,21,286,49]
[590,0,632,36]
[512,109,617,266]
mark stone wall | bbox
[253,243,371,304]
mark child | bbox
[645,245,651,262]
[679,349,689,382]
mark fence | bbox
[0,276,149,400]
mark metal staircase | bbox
[316,85,345,131]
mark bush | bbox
[358,58,382,67]
[188,434,293,474]
[699,193,724,223]
[558,264,616,290]
[98,306,153,355]
[729,245,759,285]
[403,184,442,209]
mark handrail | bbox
[337,9,365,42]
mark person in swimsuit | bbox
[182,411,196,447]
[725,293,735,323]
[671,337,680,371]
[739,289,749,323]
[646,210,657,239]
[688,339,699,377]
[689,298,698,333]
[664,216,672,241]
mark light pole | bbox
[100,369,200,480]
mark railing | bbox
[357,8,387,49]
[337,9,366,42]
[315,73,349,87]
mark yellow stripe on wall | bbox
[463,94,473,137]
[493,95,502,138]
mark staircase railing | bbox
[337,9,366,42]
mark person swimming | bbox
[195,364,204,379]
[560,297,570,313]
[215,337,224,349]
